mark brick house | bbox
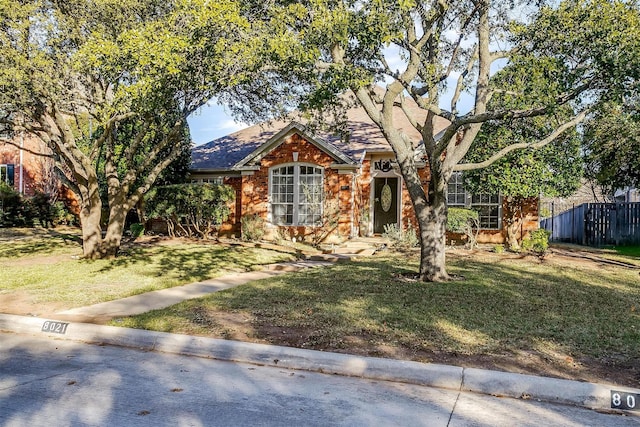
[0,132,49,196]
[1,131,79,217]
[190,101,539,244]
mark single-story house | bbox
[190,98,539,244]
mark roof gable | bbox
[234,122,356,169]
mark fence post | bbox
[551,202,554,241]
[571,203,575,244]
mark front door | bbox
[373,177,398,234]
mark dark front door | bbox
[373,177,398,234]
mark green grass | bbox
[117,251,640,365]
[598,245,640,266]
[0,233,295,308]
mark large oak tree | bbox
[0,0,262,258]
[243,0,640,281]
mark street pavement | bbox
[2,332,639,427]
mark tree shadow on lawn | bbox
[0,230,82,259]
[97,242,294,283]
[198,254,640,387]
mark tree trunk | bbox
[79,202,104,260]
[505,197,524,251]
[416,201,449,282]
[393,141,451,282]
[413,180,450,282]
[102,204,128,258]
[506,220,522,251]
[76,179,105,260]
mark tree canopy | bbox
[235,0,640,280]
[583,101,640,194]
[0,0,265,258]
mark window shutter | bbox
[6,164,14,186]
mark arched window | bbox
[270,164,323,226]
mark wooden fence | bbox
[540,202,640,246]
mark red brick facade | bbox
[233,133,354,241]
[0,134,45,196]
[196,130,539,244]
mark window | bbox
[0,164,14,187]
[447,172,501,229]
[447,172,467,206]
[471,194,501,229]
[270,164,323,226]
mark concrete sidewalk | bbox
[54,260,333,323]
[1,312,639,418]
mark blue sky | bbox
[187,101,247,146]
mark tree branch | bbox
[0,136,56,158]
[455,110,588,171]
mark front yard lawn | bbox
[2,227,638,388]
[114,248,640,388]
[0,228,295,311]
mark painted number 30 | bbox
[611,391,639,411]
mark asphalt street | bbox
[1,332,639,427]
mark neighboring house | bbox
[191,100,539,244]
[0,132,47,196]
[614,187,639,203]
[0,132,78,215]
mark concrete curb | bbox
[1,313,638,415]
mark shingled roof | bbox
[191,92,449,171]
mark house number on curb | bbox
[41,321,69,335]
[611,391,639,411]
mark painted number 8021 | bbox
[611,391,639,411]
[41,321,69,335]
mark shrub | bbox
[51,201,78,226]
[241,214,265,242]
[521,229,550,255]
[129,223,145,239]
[145,183,234,239]
[382,223,419,249]
[0,182,35,227]
[493,244,505,254]
[30,191,54,227]
[447,208,479,248]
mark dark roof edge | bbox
[233,121,357,168]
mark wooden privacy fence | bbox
[540,202,640,246]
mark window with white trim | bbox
[447,172,501,229]
[270,164,323,226]
[447,172,467,206]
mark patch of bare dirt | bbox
[193,313,640,389]
[0,290,67,319]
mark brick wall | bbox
[238,133,354,242]
[0,134,44,196]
